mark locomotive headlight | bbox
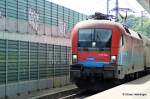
[72,54,77,63]
[92,42,96,47]
[73,54,77,59]
[111,56,116,63]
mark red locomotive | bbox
[70,19,150,89]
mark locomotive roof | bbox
[75,20,142,40]
[75,20,124,30]
[141,34,150,46]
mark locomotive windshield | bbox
[78,28,112,51]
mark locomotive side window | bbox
[120,35,124,47]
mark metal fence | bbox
[0,0,87,38]
[0,39,71,97]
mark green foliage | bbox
[119,15,150,37]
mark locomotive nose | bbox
[77,52,111,68]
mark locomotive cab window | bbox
[78,29,94,48]
[78,29,94,42]
[78,28,112,51]
[95,29,112,48]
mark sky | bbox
[49,0,147,16]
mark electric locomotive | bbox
[70,19,150,89]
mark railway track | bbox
[59,74,149,99]
[31,85,79,99]
[58,90,96,99]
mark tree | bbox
[119,15,150,37]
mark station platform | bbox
[9,84,77,99]
[86,75,150,99]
